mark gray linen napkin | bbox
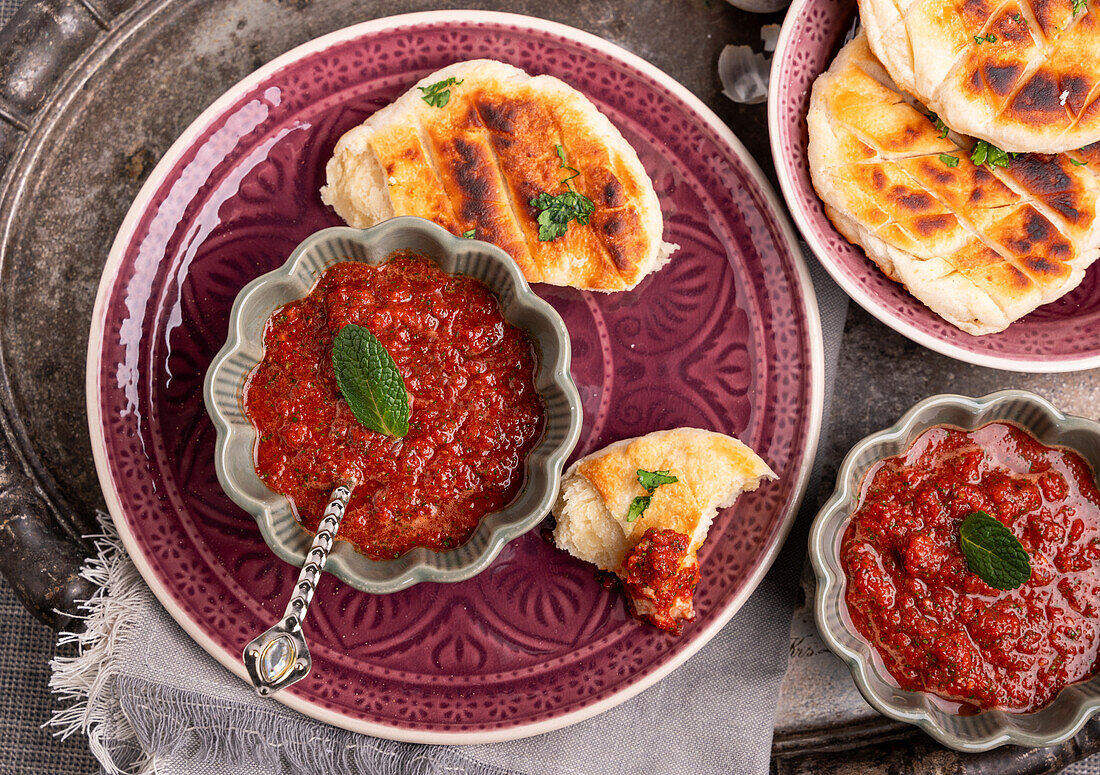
[49,254,847,775]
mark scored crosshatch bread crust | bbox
[552,428,777,573]
[808,33,1100,335]
[859,0,1100,153]
[321,59,678,292]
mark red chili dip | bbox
[842,422,1100,713]
[621,528,700,636]
[243,253,545,559]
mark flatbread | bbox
[552,428,776,634]
[808,33,1100,335]
[860,0,1100,152]
[321,59,677,292]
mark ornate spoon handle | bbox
[243,484,352,695]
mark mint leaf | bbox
[959,511,1032,590]
[418,77,463,108]
[332,324,409,437]
[626,495,651,523]
[637,469,678,491]
[939,154,959,167]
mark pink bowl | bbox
[769,0,1100,373]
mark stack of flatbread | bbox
[322,59,678,292]
[808,0,1100,335]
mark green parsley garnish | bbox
[530,191,595,241]
[927,112,950,138]
[626,495,651,523]
[1073,0,1087,16]
[974,32,997,43]
[1070,157,1089,166]
[418,77,463,108]
[529,144,595,241]
[939,154,960,167]
[555,145,581,185]
[625,469,679,523]
[462,229,476,238]
[959,511,1032,590]
[971,140,1016,168]
[636,469,678,490]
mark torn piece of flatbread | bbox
[552,428,776,635]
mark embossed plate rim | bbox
[87,10,825,743]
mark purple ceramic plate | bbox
[770,0,1100,373]
[88,11,824,742]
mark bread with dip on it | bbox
[552,428,776,635]
[321,59,678,292]
[859,0,1100,153]
[808,33,1100,336]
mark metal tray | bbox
[0,0,1095,770]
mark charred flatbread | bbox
[808,33,1100,335]
[859,0,1100,152]
[321,59,677,292]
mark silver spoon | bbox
[243,483,353,695]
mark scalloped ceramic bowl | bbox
[810,390,1100,751]
[203,217,582,594]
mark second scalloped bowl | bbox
[810,390,1100,751]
